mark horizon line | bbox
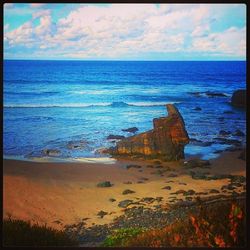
[3,59,246,62]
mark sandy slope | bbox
[3,151,245,230]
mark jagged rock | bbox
[108,104,189,161]
[42,149,61,157]
[107,135,125,140]
[122,127,139,133]
[231,89,246,108]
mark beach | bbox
[3,149,246,234]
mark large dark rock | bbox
[231,89,246,108]
[108,104,189,161]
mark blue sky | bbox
[4,3,246,60]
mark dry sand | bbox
[3,151,246,230]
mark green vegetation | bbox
[3,218,78,246]
[103,201,246,247]
[102,227,146,247]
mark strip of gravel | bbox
[64,193,245,246]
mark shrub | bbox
[3,218,78,246]
[126,201,246,247]
[102,227,146,247]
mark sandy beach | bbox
[3,150,246,231]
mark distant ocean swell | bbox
[4,101,180,108]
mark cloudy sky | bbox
[4,3,246,60]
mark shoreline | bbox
[3,149,246,232]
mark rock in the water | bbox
[233,129,245,137]
[193,107,202,111]
[42,149,61,157]
[97,181,112,187]
[107,135,125,140]
[67,140,87,150]
[162,186,171,190]
[108,104,189,161]
[122,189,135,195]
[231,89,246,108]
[122,127,139,133]
[109,198,116,202]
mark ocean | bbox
[3,60,246,162]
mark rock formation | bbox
[109,104,189,161]
[231,89,246,108]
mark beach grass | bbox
[3,217,79,246]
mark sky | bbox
[3,3,246,60]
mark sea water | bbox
[3,60,246,161]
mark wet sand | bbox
[3,151,246,230]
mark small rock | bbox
[97,181,112,187]
[122,127,139,133]
[162,186,171,190]
[109,198,116,202]
[42,149,61,157]
[97,210,108,218]
[122,189,135,195]
[118,200,133,208]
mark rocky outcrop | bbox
[231,89,246,108]
[108,104,189,161]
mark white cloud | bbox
[190,26,246,57]
[4,4,246,59]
